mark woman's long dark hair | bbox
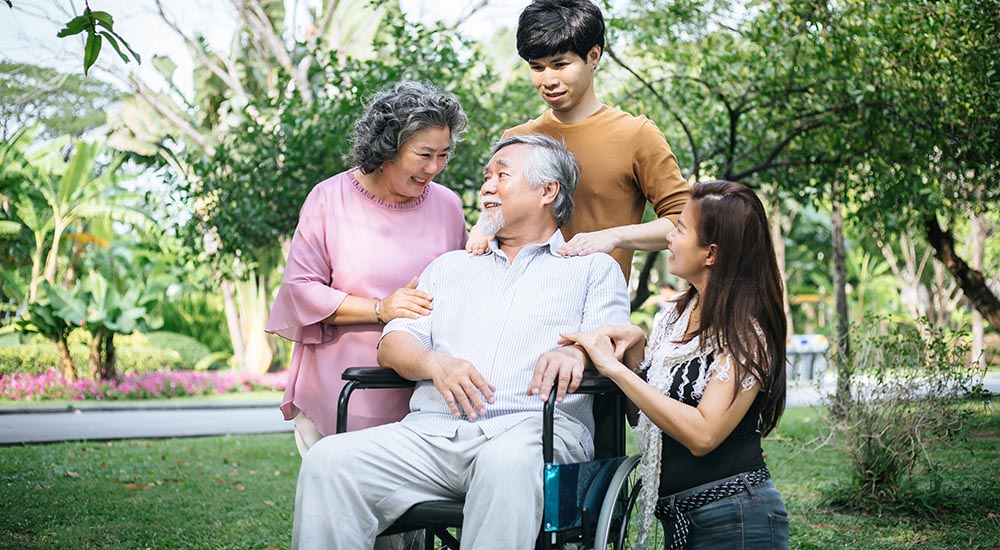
[671,180,787,436]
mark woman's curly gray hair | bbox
[352,81,468,174]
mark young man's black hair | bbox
[515,0,605,62]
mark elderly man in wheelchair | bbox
[292,134,634,549]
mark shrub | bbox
[0,342,183,377]
[137,332,211,371]
[159,292,232,353]
[825,318,990,513]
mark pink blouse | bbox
[266,168,467,435]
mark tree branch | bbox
[154,0,249,105]
[604,47,700,179]
[129,77,216,156]
[231,0,314,106]
[924,215,1000,331]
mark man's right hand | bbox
[429,353,495,419]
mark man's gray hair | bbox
[352,81,468,174]
[491,134,578,227]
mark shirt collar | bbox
[487,229,566,258]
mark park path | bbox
[0,401,289,445]
[2,372,998,445]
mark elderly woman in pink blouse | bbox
[266,81,468,456]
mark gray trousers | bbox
[292,416,591,549]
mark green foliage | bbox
[16,282,73,344]
[0,329,213,376]
[56,7,140,76]
[136,332,211,372]
[0,61,121,140]
[158,292,231,354]
[826,317,990,511]
[175,13,537,274]
[0,342,182,377]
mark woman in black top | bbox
[561,180,788,549]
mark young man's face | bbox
[527,46,599,116]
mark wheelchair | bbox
[337,367,665,549]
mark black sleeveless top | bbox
[654,354,766,496]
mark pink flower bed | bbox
[0,368,287,402]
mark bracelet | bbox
[374,298,384,324]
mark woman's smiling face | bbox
[666,200,713,288]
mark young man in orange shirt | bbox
[470,0,689,280]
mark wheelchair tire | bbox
[591,455,663,549]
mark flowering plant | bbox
[0,368,286,402]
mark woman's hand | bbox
[560,324,645,361]
[380,277,433,321]
[558,330,627,377]
[597,324,646,361]
[465,224,492,255]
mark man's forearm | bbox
[377,331,437,381]
[606,216,675,251]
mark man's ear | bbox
[588,45,602,68]
[540,181,560,207]
[705,243,717,267]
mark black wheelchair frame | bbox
[335,367,654,549]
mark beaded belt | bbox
[654,467,771,550]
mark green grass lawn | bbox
[1,402,996,549]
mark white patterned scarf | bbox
[633,295,755,548]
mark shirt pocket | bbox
[511,283,585,329]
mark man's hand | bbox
[429,354,495,419]
[556,228,619,256]
[527,347,586,404]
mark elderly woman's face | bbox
[378,126,452,203]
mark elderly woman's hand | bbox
[381,277,434,321]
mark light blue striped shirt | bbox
[382,230,630,448]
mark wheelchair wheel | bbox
[592,455,664,549]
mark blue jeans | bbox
[659,476,789,550]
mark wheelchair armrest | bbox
[574,370,619,394]
[543,370,623,462]
[342,366,417,388]
[337,367,417,434]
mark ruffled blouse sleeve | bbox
[266,185,346,344]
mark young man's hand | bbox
[556,228,619,256]
[466,224,493,255]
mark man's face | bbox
[527,47,598,115]
[479,144,540,236]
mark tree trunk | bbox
[830,179,852,419]
[770,195,793,335]
[238,272,274,374]
[924,215,1000,332]
[88,334,102,380]
[56,337,76,382]
[970,212,986,367]
[99,333,117,381]
[630,251,659,312]
[222,278,248,372]
[43,218,67,286]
